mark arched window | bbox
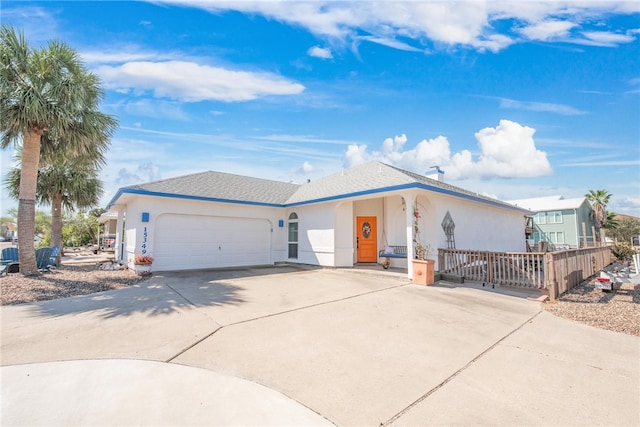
[288,212,298,259]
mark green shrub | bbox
[612,242,637,262]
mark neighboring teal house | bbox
[507,196,597,250]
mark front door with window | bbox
[356,216,377,263]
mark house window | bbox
[533,231,549,243]
[533,213,546,224]
[288,212,298,259]
[548,232,565,244]
[547,211,563,224]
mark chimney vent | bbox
[427,166,445,182]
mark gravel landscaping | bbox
[542,271,640,337]
[1,258,638,337]
[1,263,146,306]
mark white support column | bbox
[405,195,416,279]
[115,208,125,263]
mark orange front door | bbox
[356,216,377,263]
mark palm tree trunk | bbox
[51,191,64,265]
[17,128,42,275]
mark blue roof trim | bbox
[107,181,529,214]
[287,182,529,213]
[106,189,124,210]
[286,184,412,207]
[107,188,285,209]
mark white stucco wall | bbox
[289,203,338,266]
[334,201,354,267]
[111,186,526,274]
[367,191,526,271]
[424,193,525,253]
[115,195,289,270]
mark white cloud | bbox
[381,134,407,154]
[117,99,190,120]
[478,34,515,53]
[80,49,166,64]
[558,160,640,167]
[472,120,552,178]
[626,77,640,94]
[308,46,333,59]
[95,61,305,102]
[1,147,19,214]
[499,98,587,115]
[610,196,640,217]
[154,1,639,53]
[519,20,576,41]
[255,134,361,145]
[0,5,59,45]
[344,144,369,167]
[115,162,161,186]
[100,137,169,203]
[578,30,635,46]
[344,120,552,180]
[358,36,424,52]
[294,161,315,174]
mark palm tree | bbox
[603,211,619,232]
[0,26,117,275]
[5,155,104,265]
[585,189,612,244]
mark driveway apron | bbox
[2,266,639,426]
[173,277,544,425]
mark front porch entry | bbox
[356,216,377,263]
[351,193,425,279]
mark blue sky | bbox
[2,1,639,216]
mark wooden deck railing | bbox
[544,247,613,300]
[437,246,613,301]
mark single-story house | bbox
[106,161,530,279]
[97,211,118,251]
[506,195,597,250]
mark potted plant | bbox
[133,254,153,276]
[412,206,435,285]
[413,252,435,286]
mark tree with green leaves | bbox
[585,189,612,244]
[34,210,52,246]
[609,216,640,244]
[0,26,117,275]
[5,155,104,265]
[603,211,619,232]
[63,210,102,247]
[1,214,14,240]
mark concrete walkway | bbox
[2,359,331,426]
[2,266,639,426]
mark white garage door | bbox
[153,214,272,271]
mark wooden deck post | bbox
[545,252,557,301]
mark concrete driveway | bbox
[2,265,639,426]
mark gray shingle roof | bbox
[286,162,524,211]
[121,170,300,205]
[506,195,588,211]
[109,161,526,213]
[285,162,415,204]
